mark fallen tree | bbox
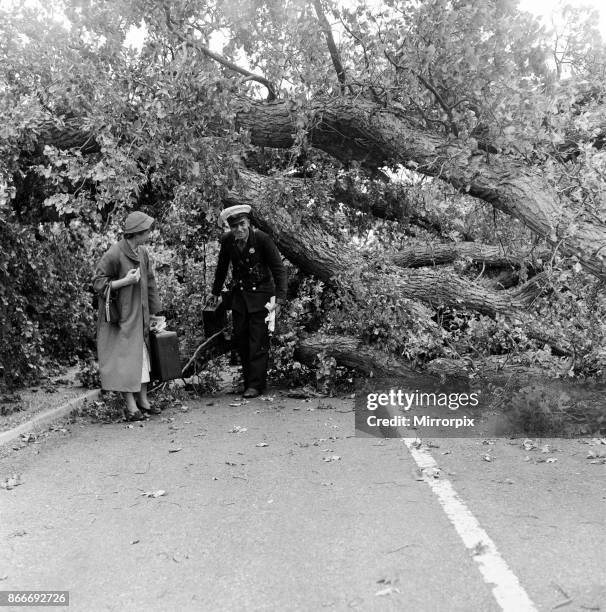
[235,97,606,279]
[225,168,572,356]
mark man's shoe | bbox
[242,388,260,399]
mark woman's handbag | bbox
[104,283,120,324]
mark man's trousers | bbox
[232,308,270,391]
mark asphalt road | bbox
[0,392,605,612]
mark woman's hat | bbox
[124,211,155,233]
[218,205,251,228]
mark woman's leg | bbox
[136,383,150,409]
[123,391,143,420]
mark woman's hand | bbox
[111,268,140,290]
[124,267,141,285]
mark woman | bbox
[93,211,162,421]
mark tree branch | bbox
[312,0,351,94]
[163,5,277,101]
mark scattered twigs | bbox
[180,328,227,376]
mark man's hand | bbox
[206,294,221,308]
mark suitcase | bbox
[150,330,182,381]
[202,299,227,337]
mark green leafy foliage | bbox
[0,203,95,389]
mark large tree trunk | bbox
[235,97,606,279]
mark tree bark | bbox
[235,97,606,279]
[295,333,418,379]
[392,242,549,270]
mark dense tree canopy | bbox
[2,0,606,393]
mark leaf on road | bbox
[168,447,182,453]
[523,439,537,451]
[545,457,557,463]
[322,455,341,462]
[482,454,493,462]
[142,490,166,498]
[131,539,140,545]
[229,425,248,433]
[256,442,269,447]
[540,444,551,453]
[0,474,23,490]
[375,586,400,596]
[472,541,488,556]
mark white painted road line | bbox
[403,439,538,612]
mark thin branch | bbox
[414,71,459,137]
[312,0,353,95]
[163,6,277,100]
[181,328,227,376]
[339,17,370,71]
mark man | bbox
[209,205,287,398]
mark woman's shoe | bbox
[124,408,145,422]
[137,402,161,415]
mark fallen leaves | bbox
[413,466,440,480]
[141,490,166,498]
[375,578,400,597]
[523,439,538,451]
[229,425,248,433]
[0,474,23,490]
[322,455,341,462]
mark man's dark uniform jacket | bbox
[212,228,287,391]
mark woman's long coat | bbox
[93,239,161,392]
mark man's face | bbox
[229,217,250,241]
